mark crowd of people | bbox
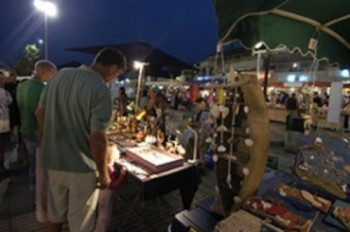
[270,89,350,129]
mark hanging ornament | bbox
[217,125,228,132]
[245,138,254,147]
[243,167,250,176]
[217,145,226,153]
[205,137,212,143]
[244,106,249,114]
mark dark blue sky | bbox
[0,0,218,66]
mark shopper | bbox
[117,87,128,116]
[0,71,12,176]
[192,97,211,175]
[17,60,57,191]
[4,72,21,139]
[17,60,57,223]
[313,92,322,107]
[36,47,126,232]
[147,86,168,137]
[285,93,299,119]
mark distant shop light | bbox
[196,76,212,81]
[299,75,308,82]
[292,63,298,68]
[340,69,350,78]
[134,61,146,70]
[286,74,296,82]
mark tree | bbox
[11,44,42,76]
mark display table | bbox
[171,167,349,231]
[116,157,200,209]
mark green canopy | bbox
[212,0,350,68]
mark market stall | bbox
[168,0,350,231]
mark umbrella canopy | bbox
[66,41,195,77]
[212,0,350,68]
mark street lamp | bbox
[134,61,148,108]
[34,0,57,59]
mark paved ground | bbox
[0,122,348,232]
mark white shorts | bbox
[47,170,99,232]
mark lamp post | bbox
[134,61,148,108]
[34,0,57,59]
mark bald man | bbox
[17,60,57,191]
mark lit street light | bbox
[34,0,57,59]
[134,61,148,108]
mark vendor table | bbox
[257,168,349,231]
[116,158,200,210]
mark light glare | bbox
[134,61,146,69]
[34,0,57,17]
[340,69,350,78]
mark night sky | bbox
[0,0,218,66]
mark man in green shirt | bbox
[36,48,126,232]
[17,60,57,190]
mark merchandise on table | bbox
[324,199,350,231]
[125,145,184,173]
[333,205,350,230]
[295,142,348,199]
[214,209,283,232]
[276,182,331,213]
[243,197,313,231]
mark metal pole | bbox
[263,54,271,101]
[135,65,144,108]
[44,13,48,59]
